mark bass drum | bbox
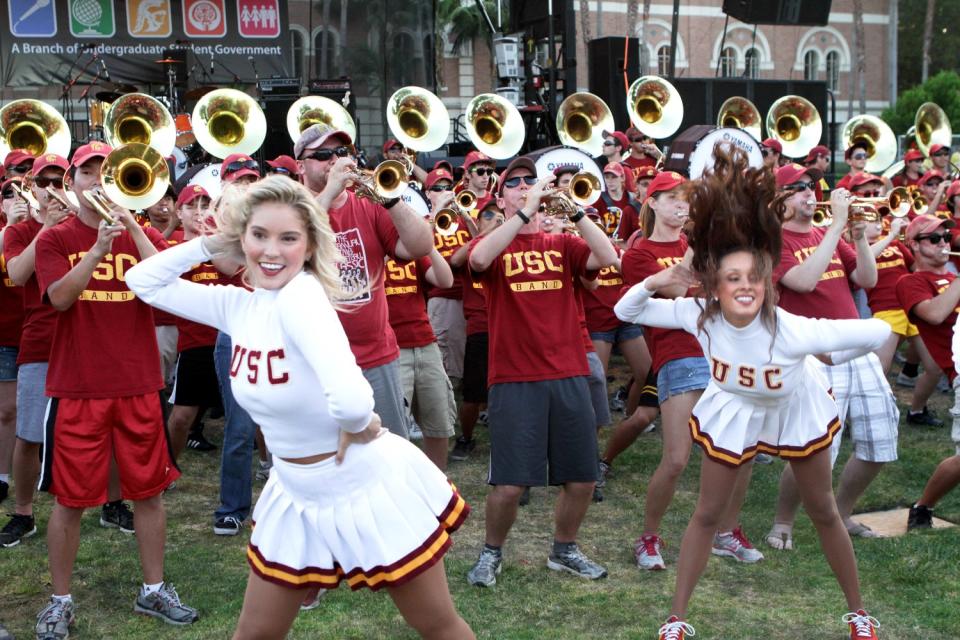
[664,126,762,180]
[527,145,605,191]
[399,184,430,218]
[186,163,222,201]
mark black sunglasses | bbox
[602,140,615,146]
[851,153,868,160]
[471,167,495,176]
[429,184,453,192]
[302,146,351,162]
[761,148,774,157]
[933,150,951,157]
[225,159,260,174]
[784,181,814,192]
[9,163,33,173]
[270,167,292,175]
[480,209,499,220]
[34,176,64,188]
[502,176,538,189]
[1,190,14,200]
[918,232,950,244]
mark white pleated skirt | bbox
[689,358,841,467]
[247,432,469,591]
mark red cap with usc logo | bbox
[176,185,210,208]
[645,170,686,201]
[4,149,35,170]
[31,153,69,174]
[424,167,454,189]
[71,142,112,168]
[775,163,823,189]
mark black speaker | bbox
[588,37,640,132]
[722,0,832,26]
[260,97,297,161]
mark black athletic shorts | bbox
[171,346,223,409]
[638,369,659,409]
[461,332,489,404]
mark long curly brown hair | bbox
[686,144,785,344]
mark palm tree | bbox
[435,0,500,89]
[849,0,866,118]
[922,0,936,82]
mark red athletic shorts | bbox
[40,393,179,508]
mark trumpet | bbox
[811,201,884,227]
[434,209,459,236]
[348,159,408,204]
[456,189,477,211]
[567,171,601,206]
[81,190,119,225]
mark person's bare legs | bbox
[719,461,754,532]
[907,337,941,413]
[423,436,449,471]
[47,502,84,595]
[642,391,699,535]
[916,455,960,508]
[554,481,594,542]
[602,406,658,464]
[12,439,41,516]
[835,458,885,529]
[232,571,310,640]
[167,405,200,461]
[133,494,166,584]
[873,332,900,374]
[484,484,526,546]
[0,381,15,481]
[388,561,475,639]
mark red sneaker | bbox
[657,615,695,640]
[843,609,880,639]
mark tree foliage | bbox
[880,71,960,133]
[897,0,960,92]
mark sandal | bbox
[765,524,793,550]
[846,521,883,538]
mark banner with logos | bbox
[1,0,290,88]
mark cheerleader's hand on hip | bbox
[336,413,385,464]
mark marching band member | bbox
[836,143,869,190]
[458,151,496,201]
[34,142,197,636]
[593,162,641,243]
[766,163,897,550]
[622,127,661,175]
[599,130,629,169]
[848,172,885,198]
[804,144,832,201]
[917,169,951,216]
[891,149,925,188]
[3,150,35,180]
[928,143,952,174]
[616,146,886,640]
[142,185,180,239]
[633,165,658,202]
[896,215,960,531]
[221,153,262,187]
[0,157,69,549]
[760,138,782,169]
[265,155,302,181]
[126,175,473,640]
[465,156,617,586]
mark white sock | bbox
[142,581,163,595]
[52,594,72,604]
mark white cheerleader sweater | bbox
[615,279,891,402]
[126,237,374,458]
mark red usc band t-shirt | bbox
[621,236,703,374]
[3,219,56,364]
[35,216,168,398]
[385,256,437,349]
[574,276,597,354]
[594,194,640,242]
[622,154,657,176]
[867,241,913,313]
[891,173,921,188]
[427,228,471,300]
[176,260,222,352]
[153,229,184,328]
[473,231,592,384]
[461,263,487,336]
[774,227,859,320]
[896,270,958,382]
[329,192,402,370]
[581,259,625,333]
[0,240,24,348]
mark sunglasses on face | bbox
[33,176,64,189]
[225,159,260,174]
[630,137,646,143]
[851,153,868,160]
[480,210,499,220]
[1,190,14,200]
[602,140,615,146]
[926,181,943,189]
[761,148,775,157]
[502,176,538,189]
[471,167,494,177]
[858,189,881,197]
[10,163,33,173]
[429,184,453,192]
[784,181,814,192]
[302,146,351,162]
[919,232,950,244]
[933,151,951,157]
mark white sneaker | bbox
[407,423,424,441]
[634,534,666,570]
[712,526,764,563]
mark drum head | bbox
[529,145,606,190]
[686,127,763,180]
[399,185,430,218]
[186,163,222,201]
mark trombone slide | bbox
[82,191,118,225]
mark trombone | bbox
[716,97,762,142]
[0,99,71,158]
[626,76,683,139]
[11,181,41,221]
[193,88,267,158]
[765,95,822,159]
[556,92,615,157]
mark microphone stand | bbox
[62,52,100,143]
[211,58,241,87]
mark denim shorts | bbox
[0,346,18,382]
[656,356,710,405]
[589,322,644,345]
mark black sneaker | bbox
[0,513,37,547]
[0,480,7,503]
[186,431,217,451]
[907,504,934,530]
[592,485,604,503]
[100,501,135,534]
[213,515,243,536]
[906,407,944,428]
[518,486,531,507]
[449,436,476,462]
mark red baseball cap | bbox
[294,123,353,159]
[71,142,112,168]
[382,138,403,154]
[905,213,955,243]
[645,170,686,201]
[848,172,883,190]
[918,169,946,186]
[266,155,300,176]
[432,160,454,174]
[636,166,658,180]
[602,130,630,151]
[761,138,783,154]
[804,145,830,163]
[602,162,625,178]
[904,149,924,162]
[221,153,261,183]
[176,185,210,207]
[424,167,454,189]
[3,149,35,170]
[929,143,951,156]
[31,153,69,175]
[496,156,537,196]
[463,150,493,171]
[625,126,644,139]
[775,163,823,189]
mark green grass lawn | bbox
[1,362,959,639]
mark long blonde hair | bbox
[206,175,348,305]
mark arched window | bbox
[744,48,760,79]
[826,51,840,91]
[719,47,736,77]
[657,45,671,76]
[803,50,819,81]
[290,29,305,80]
[391,32,417,87]
[313,28,340,78]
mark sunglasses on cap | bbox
[851,153,868,160]
[225,159,259,174]
[33,176,64,189]
[302,146,352,162]
[783,181,814,192]
[470,167,494,176]
[428,184,453,192]
[918,232,950,244]
[502,175,538,189]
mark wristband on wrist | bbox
[383,197,401,209]
[515,209,531,224]
[568,209,585,223]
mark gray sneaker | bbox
[547,544,608,580]
[467,547,502,587]
[133,583,198,626]
[36,597,75,640]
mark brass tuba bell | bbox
[841,115,897,173]
[716,97,762,142]
[464,93,525,159]
[100,142,171,210]
[914,102,952,159]
[286,95,357,145]
[193,88,267,159]
[765,95,822,159]
[386,86,450,152]
[103,93,176,156]
[625,76,684,140]
[0,99,71,159]
[556,92,615,157]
